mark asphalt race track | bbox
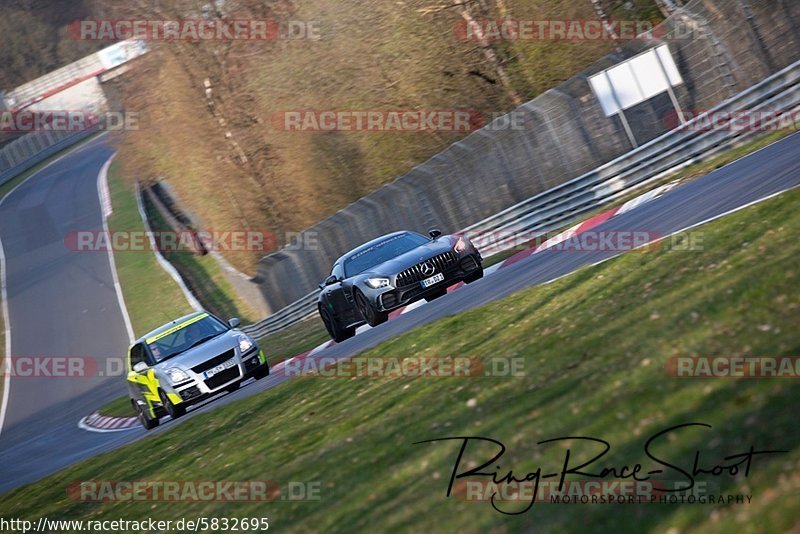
[1,132,798,494]
[0,136,137,493]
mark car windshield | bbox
[344,233,429,277]
[147,315,228,363]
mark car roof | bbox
[334,231,424,265]
[134,311,209,345]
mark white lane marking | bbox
[0,224,10,440]
[616,180,680,216]
[0,133,108,439]
[97,153,135,344]
[484,263,502,276]
[135,186,203,312]
[308,340,333,356]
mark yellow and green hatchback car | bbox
[126,311,269,429]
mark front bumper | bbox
[169,348,268,405]
[374,252,482,312]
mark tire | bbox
[355,290,388,327]
[319,305,356,343]
[159,390,186,419]
[424,288,447,302]
[252,364,270,380]
[134,400,159,430]
[225,381,241,393]
[464,267,484,284]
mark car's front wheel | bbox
[134,400,159,430]
[319,305,356,343]
[252,363,270,380]
[355,290,388,327]
[464,267,484,283]
[159,390,186,419]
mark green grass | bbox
[2,176,798,530]
[257,315,330,365]
[97,396,135,418]
[141,194,257,325]
[106,163,195,337]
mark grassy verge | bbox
[106,163,195,337]
[97,396,136,418]
[2,176,798,530]
[98,163,200,420]
[257,316,330,366]
[483,129,795,268]
[141,194,257,324]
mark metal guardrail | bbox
[241,291,319,339]
[0,127,101,188]
[242,58,800,340]
[466,59,800,255]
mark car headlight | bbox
[166,368,190,385]
[365,277,390,289]
[238,335,254,353]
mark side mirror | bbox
[228,317,241,328]
[133,361,149,373]
[428,228,442,239]
[321,275,339,288]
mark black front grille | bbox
[180,386,202,401]
[395,251,459,287]
[192,349,236,373]
[204,366,241,390]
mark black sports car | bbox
[317,229,483,341]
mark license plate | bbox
[421,273,445,288]
[204,358,237,379]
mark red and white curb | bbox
[79,411,139,433]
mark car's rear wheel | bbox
[319,305,356,343]
[424,288,447,302]
[134,400,159,430]
[355,290,388,327]
[159,390,186,419]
